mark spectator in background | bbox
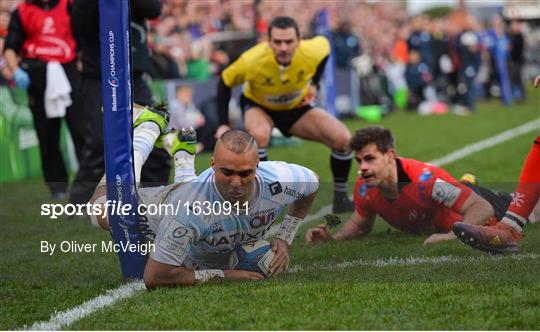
[169,85,205,131]
[168,84,219,152]
[147,16,181,79]
[469,20,490,102]
[405,49,432,111]
[69,0,170,206]
[169,85,206,152]
[508,19,526,102]
[484,15,512,105]
[386,25,409,109]
[391,25,409,65]
[455,21,481,114]
[186,38,211,81]
[430,18,452,100]
[3,0,85,199]
[210,47,230,76]
[331,18,361,69]
[408,16,435,75]
[148,39,182,79]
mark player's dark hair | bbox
[268,16,300,38]
[349,126,395,153]
[220,129,257,154]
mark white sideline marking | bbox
[428,119,539,167]
[288,253,540,273]
[25,120,539,329]
[25,281,145,331]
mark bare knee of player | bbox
[88,184,110,230]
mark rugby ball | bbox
[229,239,275,278]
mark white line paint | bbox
[428,119,539,166]
[24,253,540,330]
[25,120,539,329]
[288,253,540,273]
[25,281,145,331]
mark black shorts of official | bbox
[464,183,512,221]
[239,94,312,137]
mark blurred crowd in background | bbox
[2,1,539,112]
[144,1,409,80]
[144,1,539,115]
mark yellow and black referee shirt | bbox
[219,36,330,116]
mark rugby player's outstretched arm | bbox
[144,258,264,289]
[423,232,456,246]
[306,211,375,245]
[333,211,375,240]
[305,211,374,245]
[144,258,196,289]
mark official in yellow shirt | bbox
[216,16,354,213]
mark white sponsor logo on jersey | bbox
[431,178,461,207]
[158,218,192,257]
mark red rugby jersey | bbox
[353,157,472,233]
[18,0,76,63]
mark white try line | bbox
[25,281,145,331]
[25,253,540,330]
[25,119,539,330]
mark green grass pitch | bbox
[1,92,539,329]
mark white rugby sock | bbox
[174,150,196,183]
[133,122,161,186]
[500,212,525,233]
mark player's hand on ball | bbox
[223,269,264,281]
[269,238,290,276]
[422,232,456,246]
[305,224,331,245]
